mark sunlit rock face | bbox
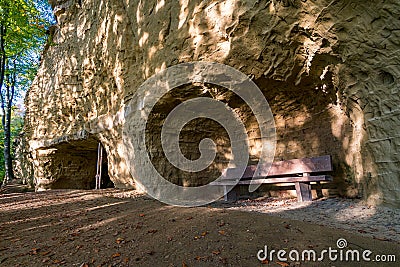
[23,0,400,207]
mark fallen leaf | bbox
[139,213,145,217]
[201,231,208,237]
[111,252,121,258]
[186,216,193,220]
[40,251,51,256]
[212,250,220,255]
[30,248,39,255]
[261,259,269,264]
[116,237,124,244]
[182,261,188,267]
[147,229,157,234]
[218,230,226,235]
[124,258,129,263]
[276,261,289,266]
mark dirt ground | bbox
[0,189,398,267]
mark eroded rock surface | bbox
[22,0,400,207]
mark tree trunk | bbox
[0,51,16,186]
[0,23,7,185]
[2,102,14,184]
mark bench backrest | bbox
[224,155,332,179]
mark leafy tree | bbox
[0,106,23,182]
[0,0,52,184]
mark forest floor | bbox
[0,187,399,267]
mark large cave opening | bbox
[45,136,114,190]
[144,69,352,198]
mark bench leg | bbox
[223,186,237,202]
[295,182,312,202]
[315,181,323,199]
[223,186,228,201]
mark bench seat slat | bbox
[211,175,332,186]
[224,155,332,178]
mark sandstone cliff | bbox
[21,0,400,207]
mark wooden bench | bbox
[211,155,333,202]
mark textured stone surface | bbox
[13,133,34,187]
[22,0,400,207]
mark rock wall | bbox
[23,0,400,207]
[13,133,34,187]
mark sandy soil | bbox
[0,189,398,267]
[223,197,400,243]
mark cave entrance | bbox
[94,143,114,189]
[49,136,114,189]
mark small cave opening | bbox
[47,136,114,190]
[91,144,114,189]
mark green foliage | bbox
[1,0,50,88]
[0,0,54,182]
[1,0,47,52]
